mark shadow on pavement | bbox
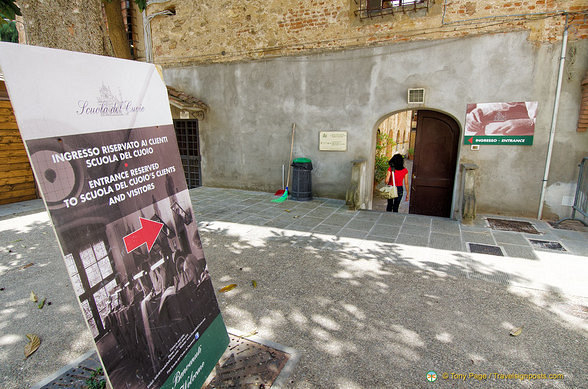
[1,212,587,388]
[201,225,587,388]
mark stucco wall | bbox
[539,38,588,220]
[460,38,588,220]
[163,31,587,219]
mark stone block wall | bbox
[19,0,109,55]
[378,111,412,158]
[148,0,587,66]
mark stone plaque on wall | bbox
[319,131,347,151]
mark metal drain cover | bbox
[33,351,105,389]
[467,242,504,256]
[529,239,566,251]
[205,334,291,388]
[34,334,294,389]
[487,218,540,234]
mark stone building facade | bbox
[377,111,412,159]
[146,0,587,220]
[148,0,587,65]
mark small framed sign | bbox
[319,131,347,151]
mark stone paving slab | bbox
[189,187,588,259]
[2,188,588,389]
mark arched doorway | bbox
[372,109,460,218]
[372,110,414,213]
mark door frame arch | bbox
[368,108,463,218]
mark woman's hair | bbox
[388,154,405,170]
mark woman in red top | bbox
[385,154,409,212]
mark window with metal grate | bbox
[359,0,429,19]
[173,119,202,189]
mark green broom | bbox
[271,187,288,203]
[272,123,295,203]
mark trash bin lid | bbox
[292,157,313,170]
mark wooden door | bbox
[409,110,459,217]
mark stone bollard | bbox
[346,159,368,210]
[460,163,478,223]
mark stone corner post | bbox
[460,163,479,223]
[346,159,369,210]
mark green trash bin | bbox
[291,158,313,201]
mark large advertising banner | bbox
[0,43,229,389]
[464,101,538,145]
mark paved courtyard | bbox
[0,187,587,388]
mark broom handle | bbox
[286,123,295,188]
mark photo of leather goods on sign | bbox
[0,42,229,389]
[464,101,537,146]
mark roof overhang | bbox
[166,86,208,120]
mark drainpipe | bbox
[538,14,569,220]
[142,0,172,63]
[142,10,152,63]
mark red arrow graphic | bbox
[468,137,474,144]
[123,217,164,254]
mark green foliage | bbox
[85,367,106,389]
[374,131,396,184]
[374,155,390,184]
[375,131,395,154]
[0,0,21,25]
[0,19,17,42]
[135,0,147,11]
